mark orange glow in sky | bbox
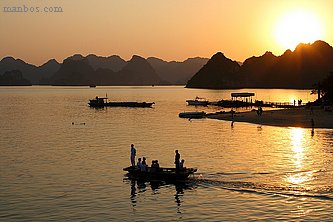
[1,0,332,65]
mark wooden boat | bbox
[186,97,209,106]
[123,166,197,181]
[89,97,155,108]
[179,111,206,119]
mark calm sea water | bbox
[1,86,333,221]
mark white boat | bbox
[186,97,209,106]
[179,111,206,119]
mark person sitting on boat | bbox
[155,160,160,169]
[150,160,160,172]
[137,158,142,171]
[179,159,186,170]
[141,157,148,172]
[150,160,156,172]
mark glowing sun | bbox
[274,10,324,50]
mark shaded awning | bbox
[231,92,255,98]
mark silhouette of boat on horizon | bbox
[89,97,155,108]
[123,166,197,181]
[186,96,209,106]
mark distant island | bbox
[1,40,333,88]
[0,54,208,86]
[187,40,333,89]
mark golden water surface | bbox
[1,86,332,221]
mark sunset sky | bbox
[1,0,333,65]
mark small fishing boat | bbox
[179,111,206,119]
[123,166,197,181]
[88,97,155,108]
[186,97,209,106]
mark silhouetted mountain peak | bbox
[294,42,312,52]
[311,40,333,54]
[124,55,152,70]
[109,55,122,59]
[263,51,275,57]
[0,56,39,83]
[243,51,277,66]
[292,40,333,61]
[40,59,59,67]
[1,56,16,62]
[125,55,154,72]
[292,41,332,54]
[281,49,293,57]
[184,57,206,62]
[68,54,85,61]
[186,52,241,89]
[48,58,59,63]
[187,40,333,89]
[119,55,161,84]
[147,57,165,62]
[86,54,126,72]
[63,57,90,66]
[204,52,238,68]
[1,56,32,65]
[313,40,331,48]
[129,55,146,63]
[210,52,226,60]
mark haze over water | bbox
[1,86,333,221]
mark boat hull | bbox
[186,100,209,106]
[123,166,197,181]
[179,111,206,119]
[89,101,154,108]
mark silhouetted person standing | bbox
[256,107,263,116]
[130,144,136,167]
[175,150,180,172]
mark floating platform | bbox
[89,97,155,108]
[179,111,206,119]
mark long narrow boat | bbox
[179,111,206,119]
[89,97,155,108]
[123,166,197,181]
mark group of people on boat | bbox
[130,144,186,172]
[137,157,148,172]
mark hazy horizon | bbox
[1,0,333,66]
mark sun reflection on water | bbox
[287,128,313,186]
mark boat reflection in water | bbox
[124,178,197,213]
